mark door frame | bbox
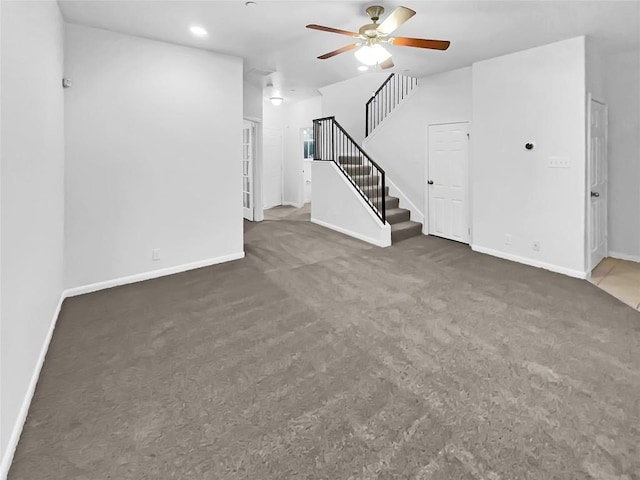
[243,117,263,221]
[424,121,471,243]
[586,94,608,272]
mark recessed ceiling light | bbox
[245,1,257,5]
[358,65,369,72]
[189,26,208,37]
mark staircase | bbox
[338,155,422,243]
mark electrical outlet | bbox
[152,248,161,261]
[505,234,512,246]
[532,241,540,252]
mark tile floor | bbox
[590,257,640,311]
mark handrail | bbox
[372,73,395,98]
[313,116,386,223]
[365,73,418,137]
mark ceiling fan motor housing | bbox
[365,5,385,22]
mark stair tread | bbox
[370,195,398,201]
[386,207,409,215]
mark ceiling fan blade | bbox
[389,37,450,50]
[306,24,359,38]
[380,58,394,69]
[376,6,416,35]
[317,44,358,60]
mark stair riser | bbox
[372,196,399,210]
[343,165,372,176]
[386,210,411,225]
[391,224,422,243]
[361,185,390,196]
[339,155,363,165]
[352,175,380,187]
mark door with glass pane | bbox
[242,120,256,220]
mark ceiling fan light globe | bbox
[355,44,391,66]
[269,97,283,106]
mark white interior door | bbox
[427,122,470,244]
[242,120,255,220]
[303,160,313,204]
[263,127,283,209]
[588,97,608,270]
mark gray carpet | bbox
[9,205,640,479]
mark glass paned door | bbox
[242,120,255,221]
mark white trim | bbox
[1,292,65,480]
[311,217,391,247]
[471,245,587,279]
[66,252,245,297]
[386,177,424,224]
[608,251,640,263]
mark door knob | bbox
[427,180,434,185]
[591,191,600,198]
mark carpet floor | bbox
[9,205,640,479]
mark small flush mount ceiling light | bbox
[354,44,391,66]
[189,25,208,37]
[357,65,369,72]
[269,97,284,106]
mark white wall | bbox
[320,72,388,144]
[282,97,322,206]
[363,67,472,217]
[243,81,262,121]
[0,0,65,473]
[586,36,605,101]
[64,24,244,289]
[604,48,640,260]
[311,162,391,247]
[471,37,587,277]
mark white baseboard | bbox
[471,245,587,279]
[385,177,424,224]
[311,217,391,247]
[66,252,245,297]
[608,251,640,263]
[1,251,246,480]
[1,292,65,480]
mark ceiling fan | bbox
[306,5,450,69]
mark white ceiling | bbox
[58,0,640,101]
